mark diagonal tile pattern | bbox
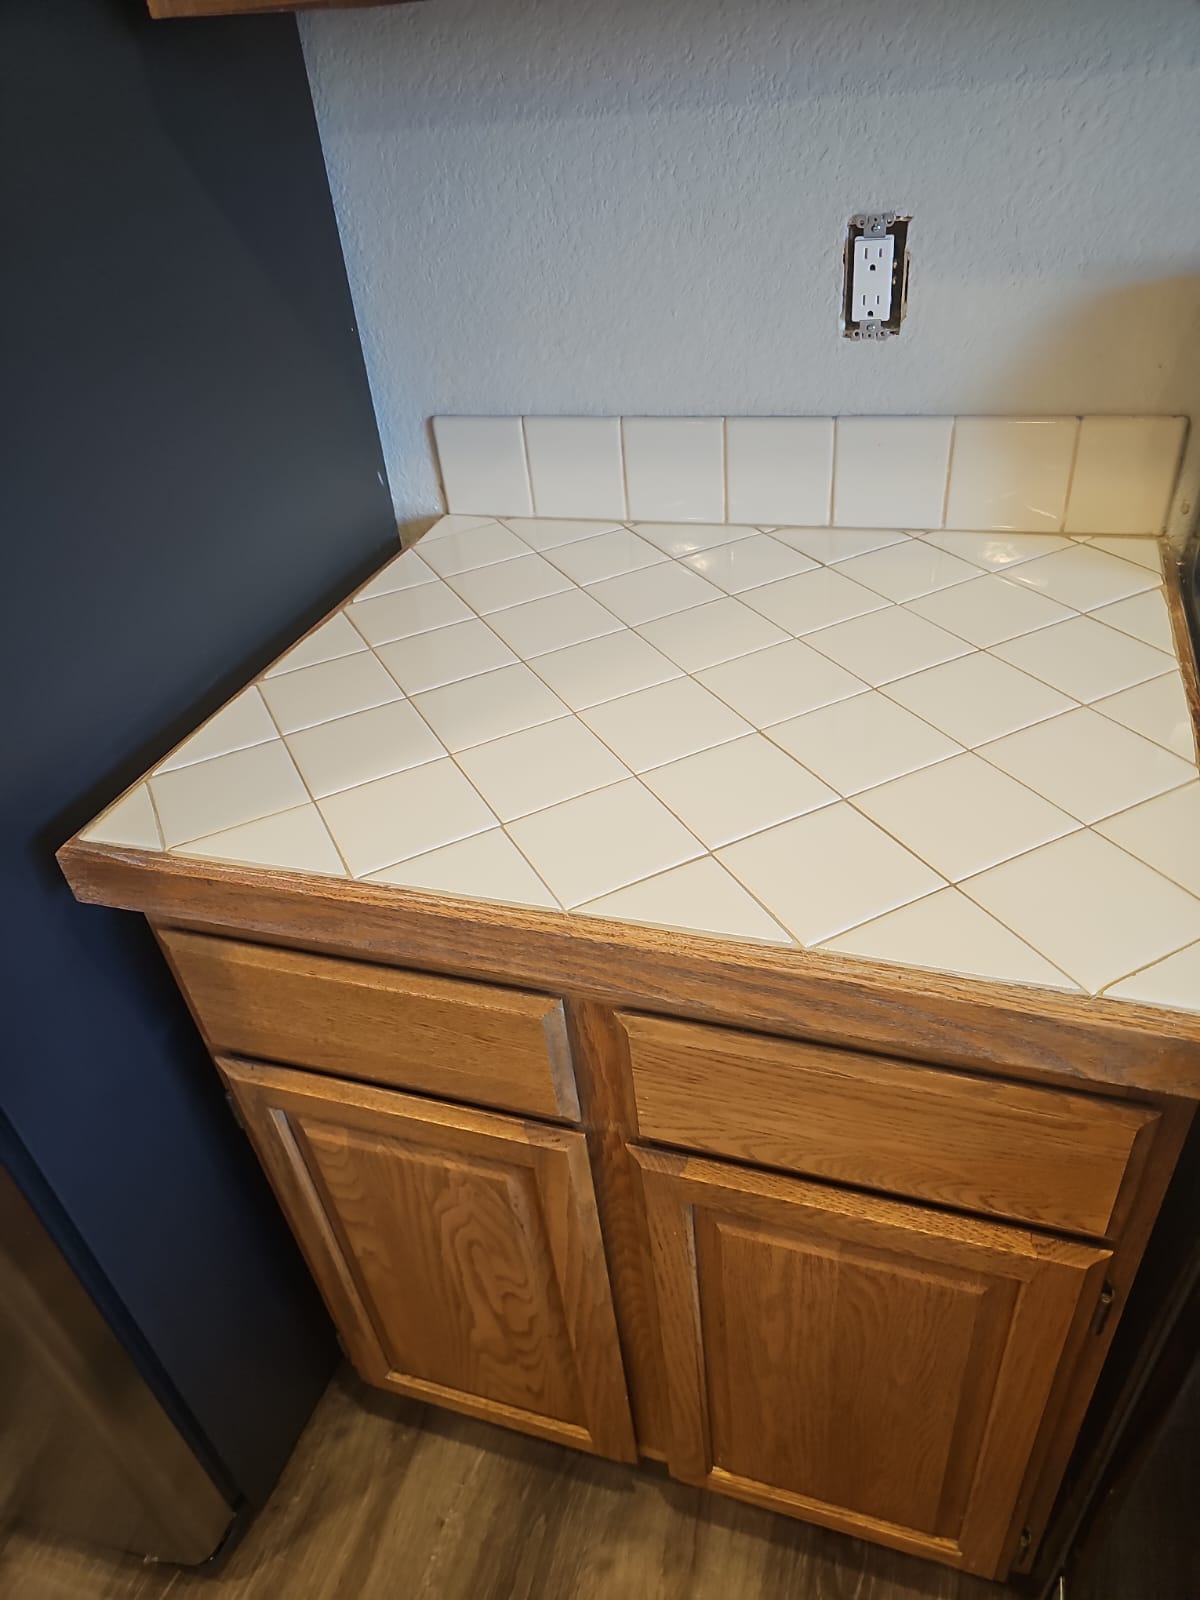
[82,517,1200,1012]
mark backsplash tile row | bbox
[432,415,1187,535]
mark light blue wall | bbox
[302,0,1200,529]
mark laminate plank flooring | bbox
[0,1370,1015,1600]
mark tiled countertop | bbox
[81,515,1200,1013]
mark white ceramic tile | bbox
[347,582,473,645]
[375,618,516,695]
[770,527,908,564]
[527,629,682,709]
[353,550,438,601]
[455,717,628,821]
[585,562,722,626]
[821,887,1077,990]
[1084,536,1163,573]
[767,692,959,796]
[507,779,704,907]
[1090,590,1174,655]
[418,521,529,578]
[259,651,404,733]
[992,615,1173,704]
[317,757,497,878]
[502,517,622,550]
[369,828,559,909]
[442,553,572,614]
[486,587,624,657]
[1096,783,1200,898]
[697,639,866,726]
[1004,544,1159,611]
[412,663,569,751]
[904,573,1074,648]
[961,831,1200,993]
[157,688,276,772]
[285,700,445,798]
[181,804,346,877]
[631,522,760,557]
[432,417,532,517]
[579,857,792,944]
[641,733,836,847]
[621,416,725,523]
[853,751,1079,881]
[543,528,667,586]
[1064,417,1187,535]
[882,652,1074,747]
[978,707,1195,823]
[805,606,971,685]
[944,418,1078,532]
[150,741,307,847]
[264,614,368,677]
[834,541,980,603]
[1105,941,1200,1011]
[523,416,625,520]
[681,534,816,593]
[724,418,834,527]
[718,803,944,945]
[1094,674,1195,761]
[580,677,750,772]
[82,784,162,850]
[833,418,953,529]
[421,514,497,539]
[921,530,1073,569]
[740,567,889,636]
[636,598,788,673]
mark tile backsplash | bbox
[431,415,1188,536]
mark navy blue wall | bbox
[1,0,397,1506]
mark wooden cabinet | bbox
[633,1147,1110,1577]
[161,929,578,1120]
[219,1056,635,1463]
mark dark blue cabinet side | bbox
[0,0,398,1507]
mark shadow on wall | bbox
[987,276,1200,542]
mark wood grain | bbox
[56,847,1200,1098]
[620,1011,1159,1236]
[0,1367,1019,1600]
[631,1146,1110,1579]
[565,1000,668,1457]
[163,928,579,1120]
[219,1057,635,1462]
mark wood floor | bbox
[0,1369,1017,1600]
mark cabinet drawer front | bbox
[620,1013,1156,1236]
[219,1057,634,1463]
[162,929,577,1120]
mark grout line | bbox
[144,781,167,851]
[618,417,633,522]
[827,419,839,527]
[939,418,958,530]
[1098,937,1200,998]
[517,416,536,517]
[255,691,356,879]
[720,416,730,523]
[1058,415,1084,534]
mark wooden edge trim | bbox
[57,840,1200,1099]
[1163,541,1200,758]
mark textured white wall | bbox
[301,0,1200,529]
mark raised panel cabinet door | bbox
[219,1057,635,1463]
[632,1148,1111,1579]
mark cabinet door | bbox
[220,1057,635,1462]
[632,1148,1110,1578]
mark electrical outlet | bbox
[843,213,910,339]
[850,234,894,324]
